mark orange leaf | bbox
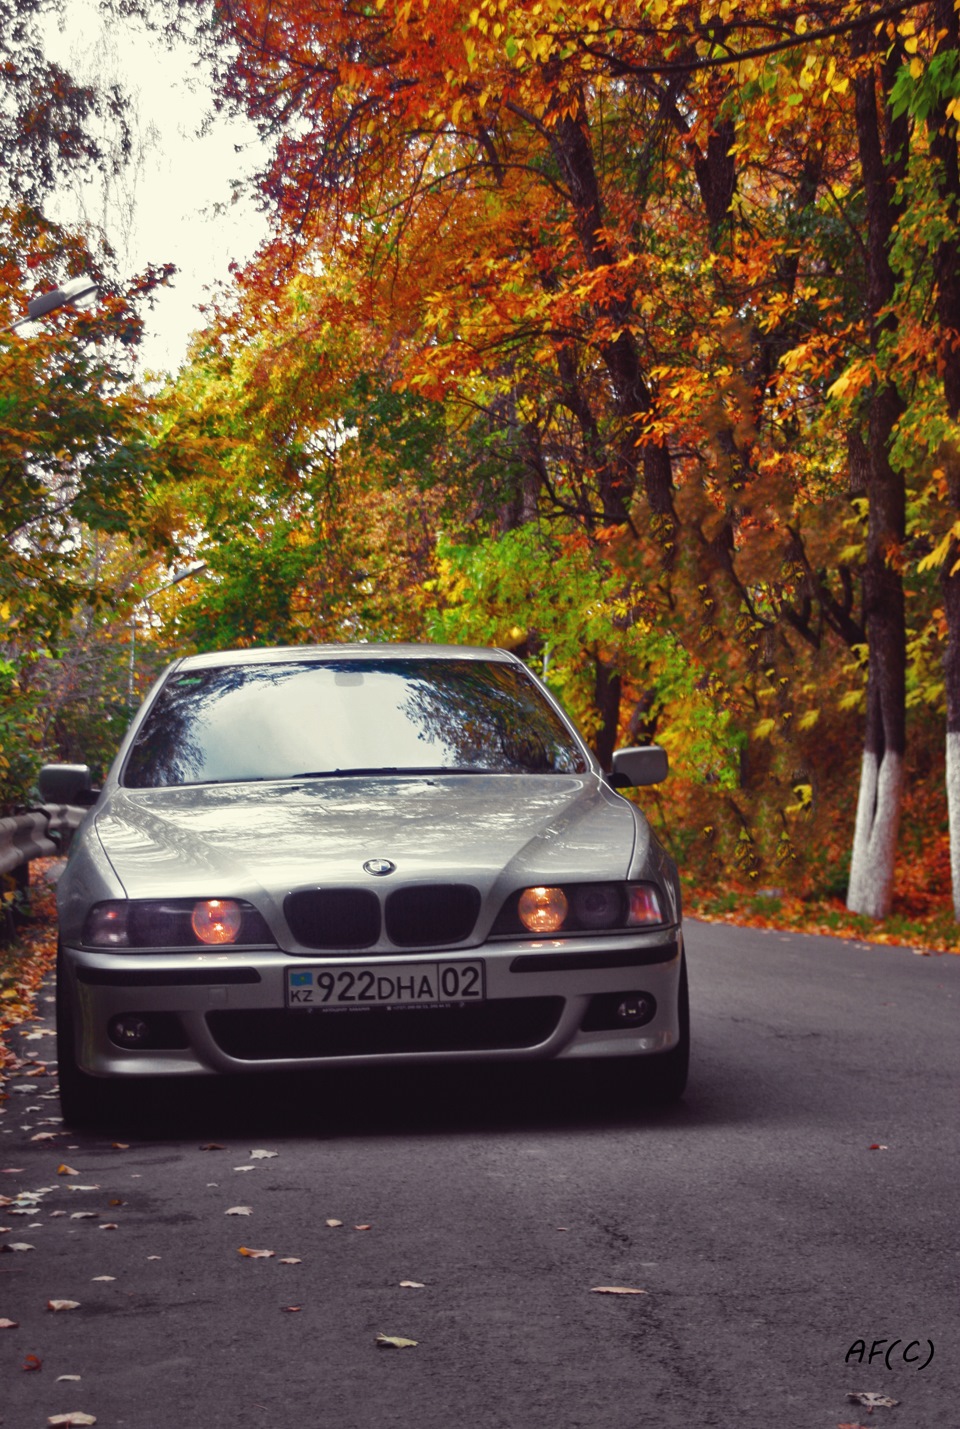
[22,1352,42,1370]
[590,1286,648,1295]
[237,1247,274,1259]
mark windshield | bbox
[122,657,589,788]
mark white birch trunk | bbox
[947,732,960,921]
[846,750,904,918]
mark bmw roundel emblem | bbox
[363,858,396,877]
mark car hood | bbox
[93,775,641,905]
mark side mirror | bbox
[609,745,669,789]
[38,763,97,806]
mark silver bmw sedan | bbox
[43,644,688,1124]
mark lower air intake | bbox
[206,998,563,1059]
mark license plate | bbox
[286,961,485,1011]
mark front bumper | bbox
[60,929,684,1078]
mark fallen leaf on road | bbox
[57,1165,79,1176]
[1,1168,25,1174]
[31,1132,56,1142]
[281,1305,302,1312]
[0,1317,19,1328]
[225,1207,253,1216]
[111,1143,129,1151]
[98,1223,119,1231]
[354,1224,372,1231]
[556,1227,569,1232]
[376,1333,418,1349]
[868,1143,889,1150]
[108,1199,124,1207]
[22,1352,42,1370]
[47,1300,80,1312]
[56,1375,82,1382]
[846,1392,899,1409]
[399,1281,425,1289]
[249,1149,277,1160]
[325,1218,342,1228]
[200,1143,225,1151]
[49,1210,67,1217]
[69,1213,97,1221]
[233,1166,255,1172]
[1,1241,34,1251]
[590,1286,648,1295]
[146,1255,161,1261]
[47,1415,96,1426]
[238,1247,274,1259]
[91,1276,115,1282]
[279,1257,301,1265]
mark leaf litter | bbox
[846,1392,899,1409]
[590,1286,648,1295]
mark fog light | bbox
[616,996,652,1023]
[581,990,658,1032]
[109,1015,151,1047]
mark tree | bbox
[138,0,953,908]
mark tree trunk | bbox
[847,672,905,917]
[592,653,622,772]
[929,0,960,920]
[846,39,908,918]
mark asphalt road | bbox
[1,919,957,1429]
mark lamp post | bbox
[127,562,207,710]
[2,274,99,334]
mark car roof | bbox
[172,643,518,672]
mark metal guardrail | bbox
[0,805,87,885]
[0,805,86,942]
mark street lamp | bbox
[127,562,207,709]
[2,274,99,334]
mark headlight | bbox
[81,899,274,949]
[191,899,243,945]
[493,882,665,936]
[518,886,569,933]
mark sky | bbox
[40,0,269,375]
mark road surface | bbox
[1,918,957,1428]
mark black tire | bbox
[56,947,102,1127]
[601,953,689,1108]
[643,951,689,1104]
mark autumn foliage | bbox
[3,1,960,941]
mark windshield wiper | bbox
[288,766,493,779]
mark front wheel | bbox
[605,953,689,1107]
[644,952,689,1103]
[56,948,103,1127]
